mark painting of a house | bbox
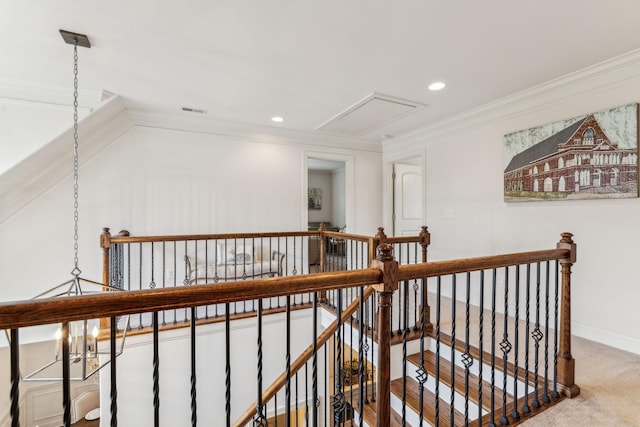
[504,104,639,201]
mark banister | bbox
[0,269,382,330]
[397,248,570,280]
[234,286,377,427]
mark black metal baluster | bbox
[357,286,365,427]
[532,263,542,409]
[435,276,441,427]
[522,264,531,415]
[402,280,409,426]
[451,274,457,427]
[511,266,521,421]
[305,362,310,427]
[286,295,291,427]
[62,322,71,427]
[162,242,167,326]
[463,272,473,427]
[489,269,497,427]
[324,345,328,427]
[9,329,19,427]
[552,260,560,399]
[172,242,177,326]
[139,243,144,328]
[371,291,376,403]
[295,371,299,427]
[191,307,197,427]
[153,312,160,427]
[499,267,511,426]
[312,292,318,427]
[110,316,118,427]
[184,241,189,321]
[478,271,485,427]
[417,277,428,427]
[332,289,345,425]
[226,304,231,427]
[363,295,370,405]
[543,261,551,404]
[254,300,267,425]
[204,240,209,319]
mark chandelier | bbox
[12,30,129,382]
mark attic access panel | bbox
[316,93,427,136]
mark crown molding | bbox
[0,95,133,224]
[387,48,640,151]
[128,109,382,153]
[0,78,103,110]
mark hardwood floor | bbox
[71,418,99,427]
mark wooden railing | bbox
[0,230,578,427]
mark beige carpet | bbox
[520,335,640,426]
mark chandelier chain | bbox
[72,40,81,277]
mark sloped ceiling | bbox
[2,1,640,149]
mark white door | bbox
[393,163,423,237]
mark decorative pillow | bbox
[215,243,252,265]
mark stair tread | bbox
[391,376,466,427]
[407,350,514,411]
[360,399,404,427]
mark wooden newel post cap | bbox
[376,243,394,261]
[371,243,398,293]
[100,227,111,248]
[557,232,577,264]
[420,226,430,245]
[375,227,387,242]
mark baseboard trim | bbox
[572,322,640,355]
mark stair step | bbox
[407,350,514,412]
[360,400,404,427]
[391,377,466,427]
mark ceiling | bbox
[2,1,640,150]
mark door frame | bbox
[303,152,354,233]
[384,149,426,236]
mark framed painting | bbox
[308,188,322,209]
[503,103,639,202]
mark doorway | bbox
[307,158,347,232]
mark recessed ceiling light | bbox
[271,116,284,123]
[428,82,446,91]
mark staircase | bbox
[351,332,564,427]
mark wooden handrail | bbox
[397,248,570,280]
[0,269,382,330]
[234,286,377,427]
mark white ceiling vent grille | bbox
[315,93,427,136]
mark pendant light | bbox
[15,30,129,382]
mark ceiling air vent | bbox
[315,93,426,136]
[181,107,207,114]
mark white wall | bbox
[384,52,640,354]
[0,124,382,303]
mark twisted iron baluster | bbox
[511,266,521,421]
[402,280,408,426]
[10,329,19,427]
[435,276,441,427]
[254,300,267,426]
[522,264,531,414]
[332,290,345,424]
[312,292,318,426]
[463,272,473,427]
[191,307,197,427]
[110,317,118,427]
[450,274,457,426]
[499,267,511,426]
[543,261,551,404]
[478,271,485,427]
[532,263,543,409]
[286,296,291,426]
[226,305,231,427]
[153,312,160,427]
[417,277,428,427]
[488,269,497,427]
[358,286,365,426]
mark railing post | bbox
[371,243,398,426]
[419,226,432,333]
[557,232,580,397]
[100,227,112,333]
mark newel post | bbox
[370,243,398,426]
[557,232,580,397]
[419,226,433,333]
